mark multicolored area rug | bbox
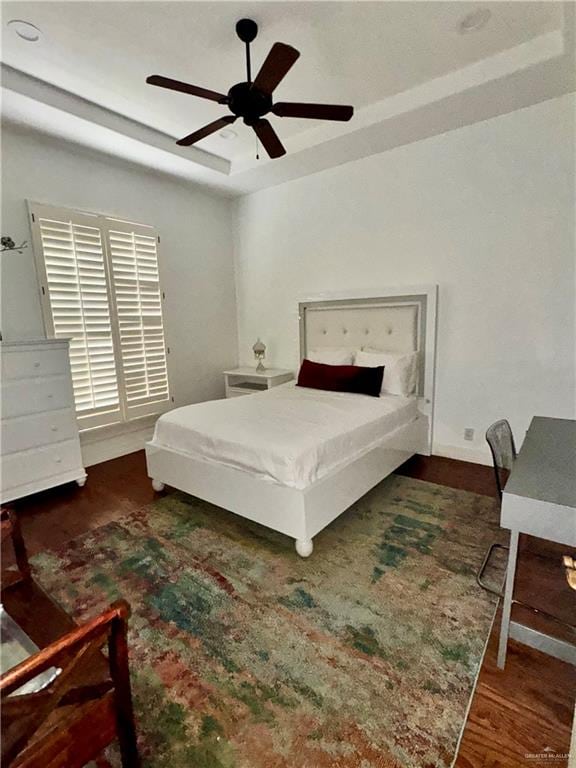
[32,475,504,768]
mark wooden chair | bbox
[1,599,140,768]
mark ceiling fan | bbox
[146,18,354,159]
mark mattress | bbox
[152,382,418,490]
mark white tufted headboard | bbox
[298,288,437,417]
[304,303,419,355]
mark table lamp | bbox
[253,339,266,372]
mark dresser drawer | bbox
[2,376,74,418]
[1,409,78,455]
[1,347,69,381]
[1,440,83,491]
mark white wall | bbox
[3,95,574,467]
[234,94,576,464]
[1,125,238,464]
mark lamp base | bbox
[256,361,266,372]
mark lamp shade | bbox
[253,339,266,355]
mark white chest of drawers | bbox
[1,339,86,503]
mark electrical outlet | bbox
[464,428,474,441]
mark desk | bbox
[498,416,576,668]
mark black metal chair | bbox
[476,420,516,596]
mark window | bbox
[29,202,170,429]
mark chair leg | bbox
[477,542,509,597]
[1,506,31,582]
[108,614,140,768]
[117,715,140,768]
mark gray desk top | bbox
[505,417,576,508]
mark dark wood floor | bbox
[5,451,575,767]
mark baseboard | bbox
[432,443,492,466]
[80,426,155,467]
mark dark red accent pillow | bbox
[296,359,384,398]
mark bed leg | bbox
[151,479,165,492]
[295,538,313,558]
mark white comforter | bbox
[152,383,418,489]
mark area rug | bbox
[32,475,504,768]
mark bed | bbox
[145,286,437,556]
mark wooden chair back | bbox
[1,599,139,768]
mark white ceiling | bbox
[1,1,574,194]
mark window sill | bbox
[79,414,160,445]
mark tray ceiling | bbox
[1,2,573,195]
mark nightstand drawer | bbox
[226,387,255,398]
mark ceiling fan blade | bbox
[176,116,237,146]
[146,75,226,103]
[272,102,353,121]
[253,119,286,159]
[253,43,300,94]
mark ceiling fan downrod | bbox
[235,18,258,85]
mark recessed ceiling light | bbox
[458,8,491,34]
[219,129,238,140]
[7,19,42,42]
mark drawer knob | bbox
[47,394,54,399]
[51,425,58,432]
[34,361,41,368]
[54,457,62,463]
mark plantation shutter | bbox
[33,206,121,428]
[30,202,169,429]
[106,221,170,419]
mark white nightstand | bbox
[224,367,293,398]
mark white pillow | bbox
[354,349,418,396]
[307,347,354,365]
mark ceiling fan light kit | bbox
[146,18,354,160]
